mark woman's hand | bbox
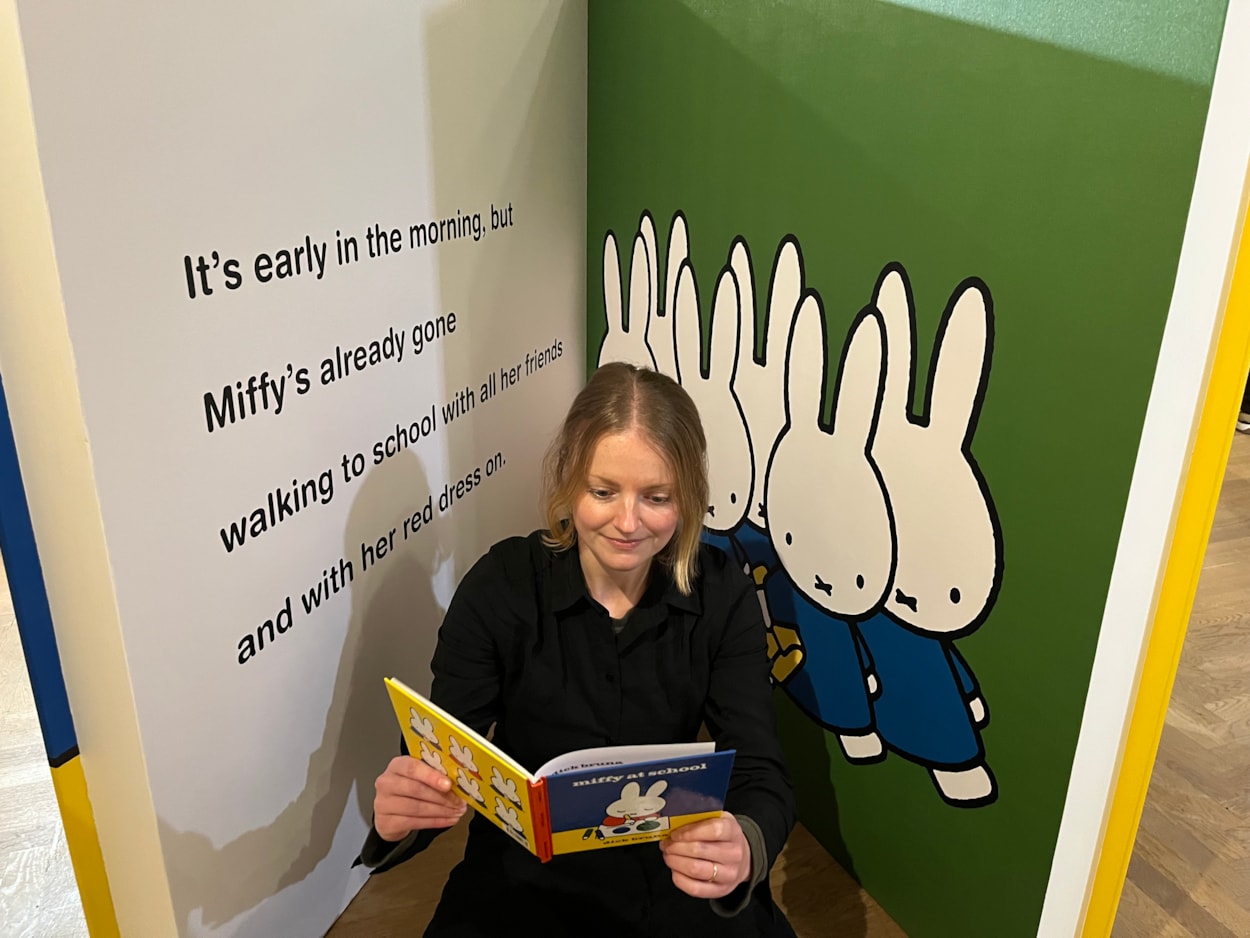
[372,756,467,842]
[658,813,751,900]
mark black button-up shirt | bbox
[364,531,795,935]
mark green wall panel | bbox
[587,2,1227,934]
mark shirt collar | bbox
[548,541,702,616]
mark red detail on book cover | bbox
[529,779,553,862]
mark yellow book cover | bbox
[384,677,735,861]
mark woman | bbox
[360,362,796,937]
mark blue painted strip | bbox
[0,371,77,763]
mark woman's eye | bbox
[649,494,671,505]
[590,488,612,499]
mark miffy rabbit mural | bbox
[594,214,1002,806]
[597,215,808,685]
[762,297,895,763]
[856,262,1002,807]
[672,258,755,547]
[726,236,808,684]
[598,212,756,618]
[597,211,690,378]
[597,227,657,371]
[639,210,687,381]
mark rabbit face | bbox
[874,425,998,633]
[705,398,754,534]
[672,260,754,533]
[606,780,668,818]
[871,266,1001,637]
[769,442,894,618]
[765,300,893,618]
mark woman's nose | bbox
[615,499,640,533]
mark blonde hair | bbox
[541,362,708,594]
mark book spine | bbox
[530,779,553,862]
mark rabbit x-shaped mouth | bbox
[814,575,832,596]
[894,588,918,613]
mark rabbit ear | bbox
[728,238,755,364]
[673,260,701,384]
[603,232,623,331]
[764,237,803,366]
[665,212,689,319]
[831,309,886,450]
[872,263,915,416]
[646,780,668,798]
[708,265,742,380]
[782,290,828,431]
[640,211,658,319]
[928,279,992,445]
[621,782,641,800]
[627,232,651,336]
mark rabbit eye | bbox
[950,588,961,604]
[856,574,865,589]
[785,532,793,546]
[730,492,737,505]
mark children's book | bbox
[384,676,735,862]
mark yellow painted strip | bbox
[1080,178,1250,936]
[50,757,120,938]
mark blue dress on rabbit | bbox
[763,570,874,735]
[857,612,984,767]
[703,522,778,583]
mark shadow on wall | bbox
[777,696,868,936]
[156,0,583,930]
[425,0,586,533]
[157,448,449,932]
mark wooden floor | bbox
[1110,431,1250,938]
[2,434,1248,936]
[325,818,905,937]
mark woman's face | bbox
[573,428,680,585]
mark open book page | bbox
[534,741,715,778]
[384,677,538,854]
